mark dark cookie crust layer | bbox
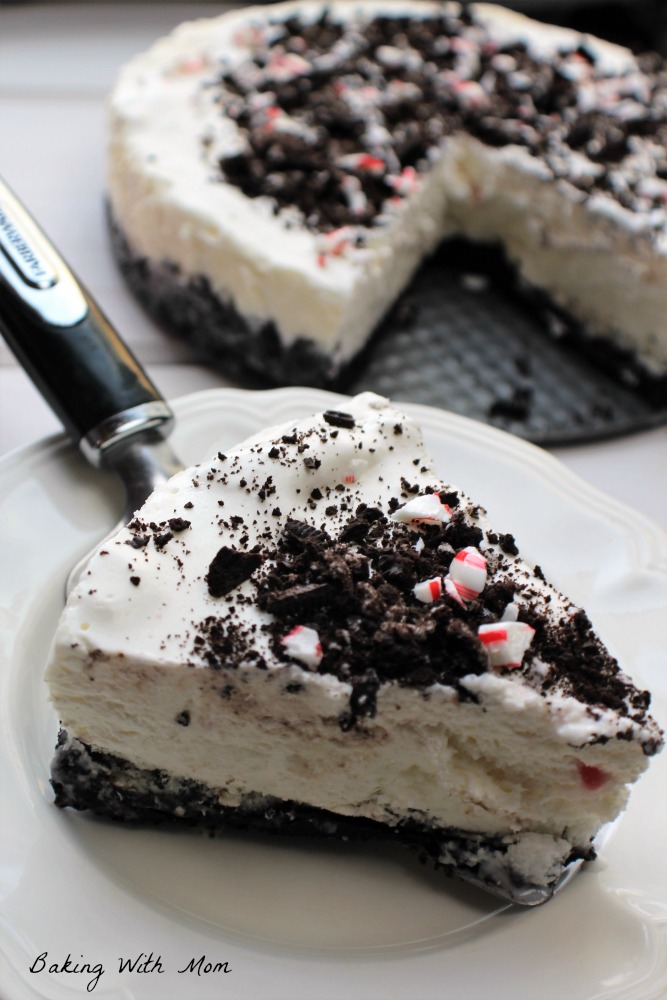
[51,731,589,899]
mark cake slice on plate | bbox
[46,393,663,902]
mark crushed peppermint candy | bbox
[213,9,667,242]
[444,546,487,606]
[576,760,609,790]
[240,461,652,730]
[500,600,520,622]
[375,44,422,71]
[280,625,323,669]
[343,458,368,484]
[413,577,443,603]
[314,226,357,266]
[174,55,209,76]
[340,175,368,217]
[478,621,535,668]
[336,153,386,175]
[451,79,489,109]
[265,50,311,82]
[390,493,452,525]
[386,166,420,197]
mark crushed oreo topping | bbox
[498,533,520,556]
[168,517,192,532]
[185,454,649,730]
[126,517,192,551]
[188,470,652,732]
[168,411,657,742]
[127,534,149,550]
[210,7,667,240]
[254,504,642,726]
[206,546,263,597]
[196,615,269,671]
[323,409,356,428]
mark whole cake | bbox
[46,393,663,902]
[107,1,667,388]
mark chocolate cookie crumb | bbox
[323,410,355,428]
[206,546,262,597]
[127,535,149,549]
[498,533,519,556]
[168,518,192,532]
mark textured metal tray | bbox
[342,240,667,447]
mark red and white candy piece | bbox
[375,44,422,70]
[576,760,609,791]
[451,79,489,109]
[386,166,419,197]
[266,50,311,81]
[444,546,487,606]
[340,175,368,217]
[315,226,356,267]
[477,621,535,668]
[232,24,268,49]
[343,458,368,484]
[280,625,323,670]
[336,152,386,176]
[391,494,452,525]
[174,54,209,76]
[413,577,443,604]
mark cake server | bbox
[0,176,184,593]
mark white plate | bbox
[1,387,666,1000]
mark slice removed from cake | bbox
[45,393,663,903]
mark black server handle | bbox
[0,176,173,464]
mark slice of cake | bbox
[107,1,667,388]
[46,393,663,902]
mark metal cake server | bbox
[0,176,184,593]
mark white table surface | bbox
[1,3,666,531]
